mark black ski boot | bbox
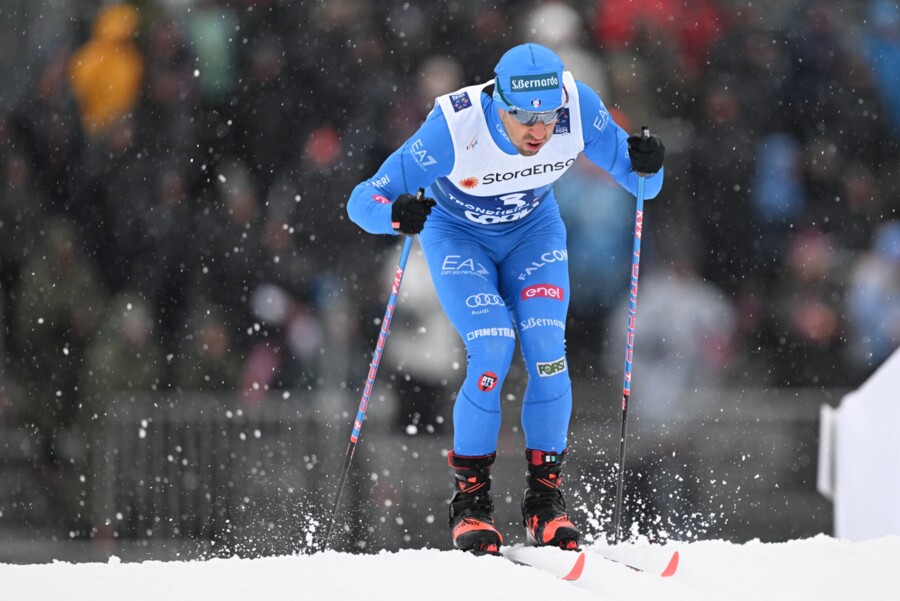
[521,449,581,550]
[448,451,503,554]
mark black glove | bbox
[627,131,665,175]
[391,190,436,234]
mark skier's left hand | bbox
[627,132,665,175]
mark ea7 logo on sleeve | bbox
[521,284,564,301]
[536,356,567,377]
[478,372,498,392]
[593,108,610,133]
[410,138,437,170]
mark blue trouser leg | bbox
[420,235,515,456]
[500,239,572,453]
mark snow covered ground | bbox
[2,536,898,601]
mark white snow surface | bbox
[2,536,899,601]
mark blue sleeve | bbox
[347,106,456,235]
[577,81,664,200]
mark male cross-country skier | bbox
[347,43,665,554]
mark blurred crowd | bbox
[0,0,899,535]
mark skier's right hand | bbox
[391,191,436,234]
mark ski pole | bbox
[320,190,422,552]
[612,127,650,544]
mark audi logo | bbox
[466,293,505,308]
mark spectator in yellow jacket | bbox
[69,3,143,136]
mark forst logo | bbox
[537,356,567,377]
[521,284,564,301]
[509,73,559,91]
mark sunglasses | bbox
[507,107,563,126]
[496,80,563,126]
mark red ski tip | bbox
[562,552,586,581]
[660,550,679,577]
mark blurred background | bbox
[0,0,898,563]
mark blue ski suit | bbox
[347,74,663,457]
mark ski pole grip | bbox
[391,189,427,232]
[641,125,650,140]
